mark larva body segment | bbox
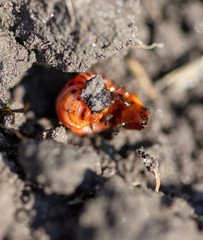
[56,73,102,135]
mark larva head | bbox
[124,106,150,130]
[109,93,150,131]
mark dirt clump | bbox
[0,0,203,240]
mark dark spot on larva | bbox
[77,98,80,101]
[78,81,84,84]
[71,90,76,94]
[69,82,74,86]
[81,108,87,120]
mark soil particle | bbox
[40,126,68,144]
[1,0,139,72]
[81,74,111,113]
[0,29,35,94]
[0,169,15,239]
[19,139,101,194]
[80,176,202,240]
[185,104,203,146]
[0,153,25,239]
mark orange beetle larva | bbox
[56,73,150,135]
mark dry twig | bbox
[156,56,203,92]
[126,38,164,50]
[126,58,158,100]
[64,0,76,26]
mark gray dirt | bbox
[0,0,203,240]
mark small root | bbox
[64,0,76,27]
[136,147,160,192]
[126,38,164,50]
